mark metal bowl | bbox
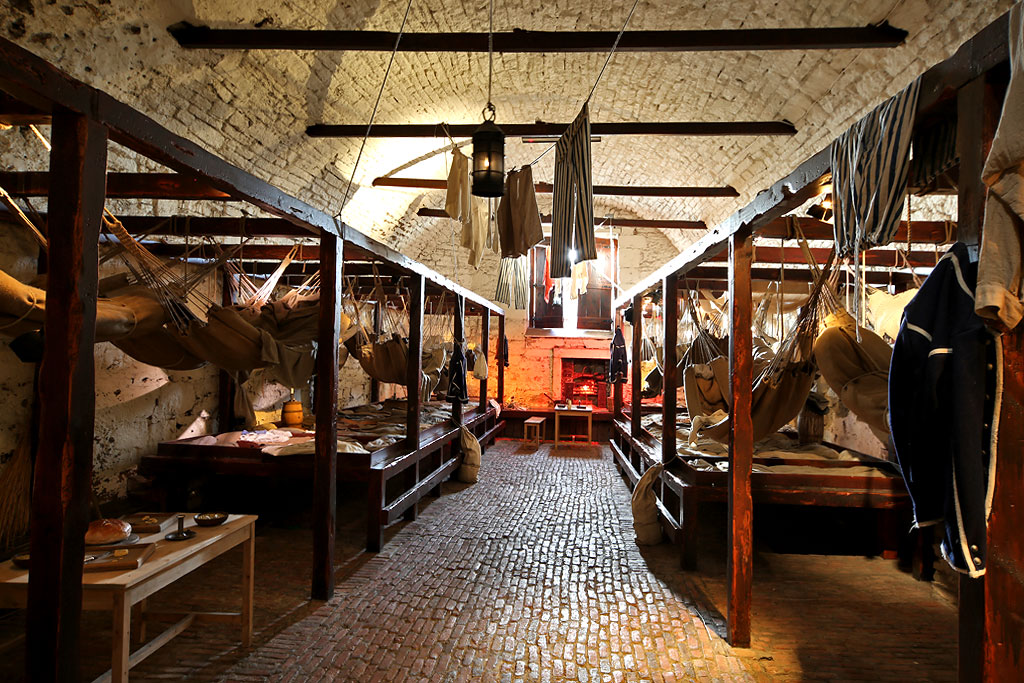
[193,512,228,527]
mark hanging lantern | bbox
[472,103,504,197]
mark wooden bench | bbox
[524,416,545,448]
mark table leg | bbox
[587,415,592,443]
[131,598,147,645]
[112,592,130,683]
[241,526,255,648]
[555,414,560,447]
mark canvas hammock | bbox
[686,257,833,445]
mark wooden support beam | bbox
[26,108,107,683]
[170,22,907,53]
[406,274,424,449]
[317,122,795,138]
[630,294,643,440]
[0,172,230,200]
[682,264,918,287]
[217,268,236,431]
[370,301,382,404]
[479,310,490,410]
[416,207,706,230]
[388,177,737,197]
[496,314,505,406]
[986,325,1024,682]
[956,75,1001,255]
[312,232,341,601]
[726,229,754,648]
[955,69,1001,683]
[452,296,465,428]
[661,274,679,462]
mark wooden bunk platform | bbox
[142,406,505,552]
[610,420,911,568]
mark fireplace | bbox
[561,358,609,409]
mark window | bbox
[529,237,617,332]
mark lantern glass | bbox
[472,119,505,197]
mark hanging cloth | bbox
[497,165,544,258]
[494,255,529,309]
[500,334,510,368]
[446,149,487,268]
[445,342,469,404]
[976,3,1024,330]
[609,327,628,383]
[550,104,596,278]
[831,77,921,257]
[569,260,589,300]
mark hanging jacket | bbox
[501,335,510,368]
[889,242,1002,577]
[609,328,628,383]
[445,343,469,404]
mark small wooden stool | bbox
[524,416,545,448]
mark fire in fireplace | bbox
[561,358,610,408]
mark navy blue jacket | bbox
[889,242,1001,577]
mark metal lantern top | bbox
[472,105,504,197]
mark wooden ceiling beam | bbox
[387,177,737,198]
[168,22,907,53]
[0,172,231,200]
[309,121,796,137]
[416,207,706,230]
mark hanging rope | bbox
[527,0,641,168]
[334,0,415,219]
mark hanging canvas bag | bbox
[457,425,481,483]
[632,463,664,545]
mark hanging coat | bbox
[609,328,628,383]
[889,242,1001,578]
[445,343,469,404]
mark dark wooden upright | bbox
[27,108,107,683]
[312,231,342,601]
[726,230,754,648]
[452,295,465,426]
[370,300,382,403]
[955,71,1001,683]
[661,274,679,461]
[217,267,235,431]
[479,310,490,409]
[497,313,505,405]
[987,325,1024,681]
[630,293,643,438]
[406,274,424,449]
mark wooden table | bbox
[0,514,257,683]
[554,405,593,446]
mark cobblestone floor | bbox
[0,440,956,681]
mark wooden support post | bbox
[312,232,341,601]
[370,300,382,403]
[479,310,490,410]
[406,274,424,449]
[452,296,465,427]
[26,108,107,683]
[955,71,1001,683]
[217,267,235,431]
[662,274,679,461]
[957,74,1001,254]
[985,325,1024,681]
[497,314,505,406]
[630,294,643,439]
[727,229,754,648]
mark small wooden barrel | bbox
[281,400,304,427]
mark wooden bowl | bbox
[193,512,228,527]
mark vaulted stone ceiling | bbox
[0,0,1014,282]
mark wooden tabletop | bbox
[0,514,257,592]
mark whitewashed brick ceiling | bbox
[0,0,1014,257]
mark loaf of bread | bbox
[84,519,132,545]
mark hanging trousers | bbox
[549,103,596,279]
[494,255,529,309]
